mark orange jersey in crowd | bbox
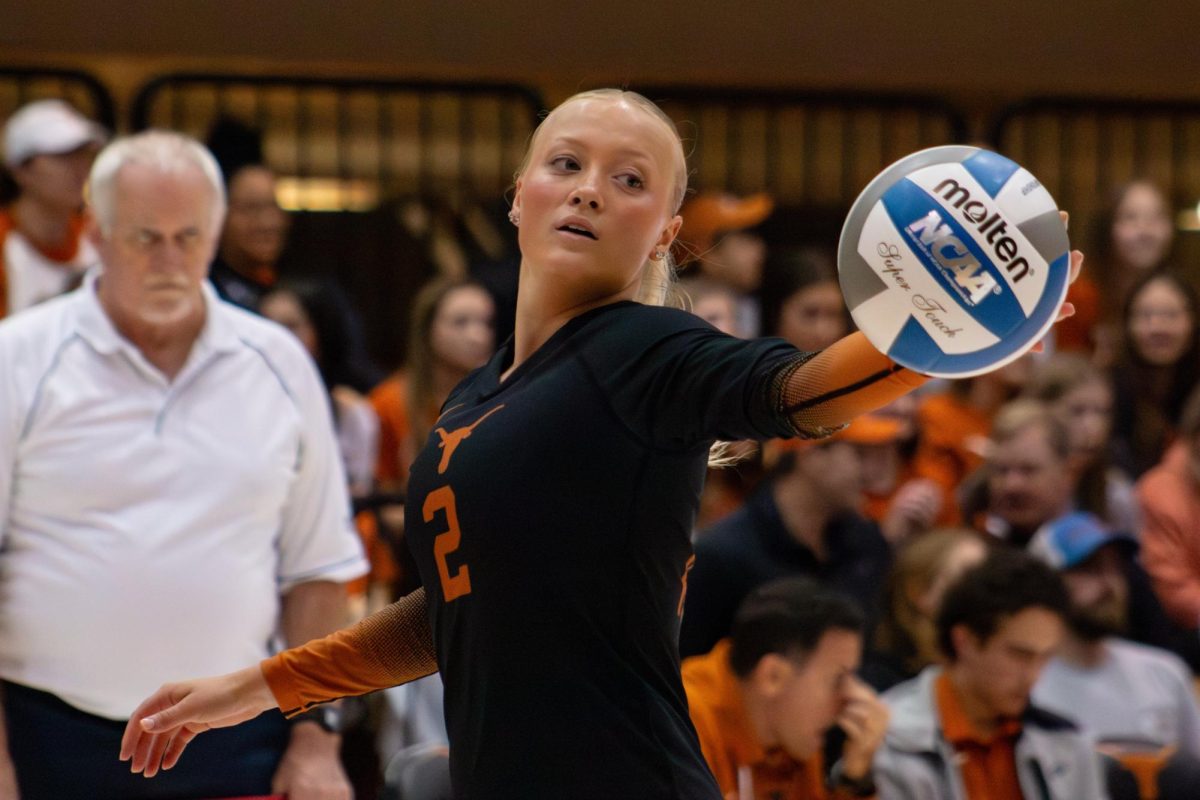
[913,392,992,525]
[369,373,414,490]
[0,208,92,319]
[934,672,1024,800]
[1137,442,1200,630]
[682,639,846,800]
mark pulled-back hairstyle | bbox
[728,576,864,678]
[514,89,689,308]
[936,548,1068,661]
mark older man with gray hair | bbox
[0,130,366,799]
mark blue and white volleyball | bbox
[837,146,1070,378]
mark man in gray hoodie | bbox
[874,549,1108,800]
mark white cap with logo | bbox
[4,99,107,167]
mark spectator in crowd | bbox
[759,247,849,353]
[1022,353,1139,532]
[680,273,742,338]
[848,414,942,546]
[0,99,105,317]
[865,529,989,692]
[875,549,1108,800]
[206,117,291,311]
[1029,512,1200,800]
[261,278,380,499]
[680,433,891,659]
[0,131,367,798]
[1138,385,1200,635]
[980,400,1199,669]
[912,355,1033,525]
[1101,181,1175,297]
[684,577,889,799]
[1112,270,1199,478]
[676,191,773,337]
[370,276,496,495]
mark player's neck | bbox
[12,195,75,250]
[504,263,635,380]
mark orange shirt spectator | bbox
[934,671,1024,800]
[1138,440,1200,631]
[684,640,834,800]
[913,392,991,525]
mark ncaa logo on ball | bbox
[838,145,1070,378]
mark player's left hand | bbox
[271,722,352,800]
[836,676,889,782]
[1031,211,1083,354]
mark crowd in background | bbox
[4,97,1200,800]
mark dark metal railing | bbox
[632,85,969,205]
[0,66,117,131]
[131,73,545,199]
[990,96,1200,224]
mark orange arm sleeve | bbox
[261,587,438,714]
[776,331,930,436]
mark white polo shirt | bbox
[0,273,368,719]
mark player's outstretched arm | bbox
[122,587,438,778]
[780,247,1083,435]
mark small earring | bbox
[508,210,520,226]
[652,249,666,261]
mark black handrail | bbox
[0,66,117,130]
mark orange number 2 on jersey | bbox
[424,485,472,601]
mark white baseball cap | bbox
[4,99,107,167]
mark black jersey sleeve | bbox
[571,304,809,449]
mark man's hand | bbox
[837,676,889,782]
[271,722,351,800]
[880,479,943,544]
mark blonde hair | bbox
[875,528,988,674]
[515,89,689,309]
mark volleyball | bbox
[837,145,1070,378]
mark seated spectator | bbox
[1087,180,1175,365]
[370,276,496,495]
[676,191,773,337]
[979,400,1199,668]
[681,274,742,338]
[1,99,105,317]
[684,577,889,799]
[1022,354,1139,532]
[206,117,290,311]
[1112,270,1199,478]
[912,355,1032,525]
[876,549,1108,800]
[680,435,891,659]
[260,278,380,498]
[848,414,942,545]
[760,247,849,353]
[1029,513,1200,799]
[865,529,988,692]
[1138,385,1200,635]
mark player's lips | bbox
[555,216,597,240]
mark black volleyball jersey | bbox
[403,301,804,799]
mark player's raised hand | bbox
[119,665,277,777]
